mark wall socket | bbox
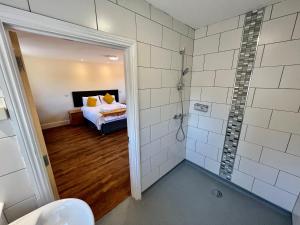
[194,103,208,112]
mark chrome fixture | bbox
[175,48,189,142]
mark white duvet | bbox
[81,103,127,130]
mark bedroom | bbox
[13,30,130,220]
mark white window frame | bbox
[0,4,141,206]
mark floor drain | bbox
[211,189,223,198]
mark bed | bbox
[72,90,127,134]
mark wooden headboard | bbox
[72,90,119,107]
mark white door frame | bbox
[0,5,141,206]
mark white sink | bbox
[9,199,94,225]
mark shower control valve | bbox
[173,113,187,120]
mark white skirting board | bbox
[41,120,70,130]
[293,195,300,225]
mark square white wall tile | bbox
[243,107,272,128]
[96,0,136,38]
[198,116,223,133]
[254,45,264,67]
[252,89,300,112]
[138,89,150,109]
[259,14,297,45]
[239,158,278,184]
[245,126,290,151]
[204,157,220,175]
[118,0,150,18]
[287,134,300,157]
[136,15,162,46]
[137,42,150,67]
[211,103,230,120]
[191,71,215,87]
[0,0,29,10]
[186,150,205,167]
[276,171,300,195]
[192,55,204,71]
[187,126,208,143]
[151,121,169,141]
[207,132,225,148]
[140,127,150,146]
[196,143,219,160]
[162,27,180,51]
[237,140,262,161]
[161,103,177,121]
[30,0,97,29]
[251,66,283,88]
[215,69,235,87]
[204,51,234,70]
[0,137,25,176]
[195,26,207,39]
[188,113,199,127]
[140,107,160,128]
[161,70,180,88]
[171,52,181,70]
[141,139,161,160]
[151,46,172,69]
[207,17,239,35]
[269,111,300,134]
[201,87,228,104]
[141,158,151,176]
[141,168,159,191]
[0,120,14,139]
[293,15,300,39]
[138,67,161,89]
[280,65,300,89]
[150,148,167,169]
[252,179,297,211]
[172,18,189,36]
[0,169,35,208]
[180,35,194,56]
[190,87,201,101]
[263,5,272,21]
[151,88,170,107]
[231,169,254,191]
[219,28,242,51]
[193,34,219,55]
[150,5,172,28]
[261,40,300,66]
[4,197,37,223]
[261,148,300,177]
[186,137,196,151]
[271,0,300,19]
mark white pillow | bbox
[99,95,117,104]
[82,96,101,106]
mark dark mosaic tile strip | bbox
[219,8,265,180]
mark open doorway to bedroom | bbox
[10,30,130,220]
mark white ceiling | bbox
[17,31,124,64]
[146,0,278,28]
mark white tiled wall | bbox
[0,0,194,221]
[188,0,300,211]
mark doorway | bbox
[9,30,133,219]
[0,8,141,220]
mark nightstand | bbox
[68,108,84,125]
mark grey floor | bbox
[96,161,292,225]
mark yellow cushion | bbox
[87,97,97,107]
[103,93,115,104]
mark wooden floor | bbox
[43,125,130,220]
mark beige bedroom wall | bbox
[23,55,126,128]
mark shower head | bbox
[182,68,189,76]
